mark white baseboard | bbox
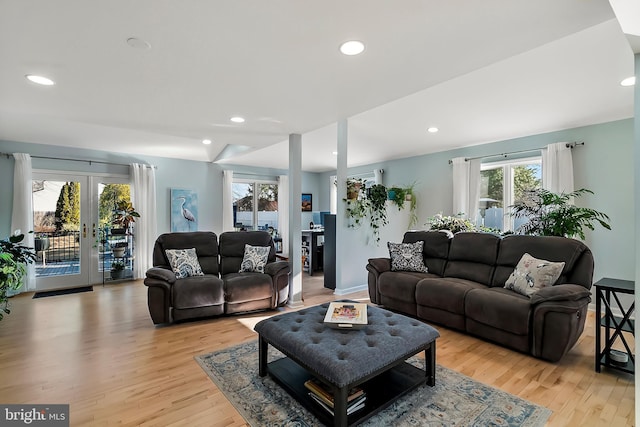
[333,284,368,296]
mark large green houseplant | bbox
[510,188,611,239]
[0,230,36,320]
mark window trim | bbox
[232,179,278,230]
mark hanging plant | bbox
[367,184,389,243]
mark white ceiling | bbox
[0,1,634,172]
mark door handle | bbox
[92,223,96,238]
[83,223,87,239]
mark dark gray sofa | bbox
[144,231,290,324]
[367,231,594,362]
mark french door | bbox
[32,171,130,291]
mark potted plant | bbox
[110,261,126,280]
[346,178,365,200]
[426,213,477,234]
[387,186,406,209]
[509,188,611,239]
[112,200,140,234]
[0,230,36,320]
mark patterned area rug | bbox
[195,340,551,426]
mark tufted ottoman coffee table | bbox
[254,302,440,427]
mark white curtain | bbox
[10,153,35,293]
[277,175,289,256]
[222,170,234,232]
[130,163,157,279]
[452,157,481,223]
[542,142,574,194]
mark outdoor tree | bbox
[481,165,540,206]
[54,182,80,231]
[99,184,131,226]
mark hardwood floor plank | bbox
[0,275,634,426]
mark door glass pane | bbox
[98,183,133,279]
[233,183,254,229]
[32,180,81,277]
[257,184,278,231]
[479,168,504,231]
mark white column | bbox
[287,133,304,308]
[335,120,348,294]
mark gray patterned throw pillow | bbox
[240,244,270,273]
[165,248,204,279]
[504,253,565,297]
[388,241,428,273]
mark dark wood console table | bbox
[594,277,635,374]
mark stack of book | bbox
[304,378,366,416]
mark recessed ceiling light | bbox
[126,37,151,49]
[332,151,338,155]
[202,139,212,145]
[427,127,439,133]
[340,40,365,56]
[25,75,55,86]
[620,76,636,86]
[230,116,245,123]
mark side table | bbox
[594,277,635,374]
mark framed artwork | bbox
[171,189,198,232]
[301,193,312,211]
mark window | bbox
[478,157,541,232]
[232,180,279,231]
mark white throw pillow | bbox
[239,244,270,273]
[504,253,565,297]
[165,248,204,279]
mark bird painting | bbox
[178,196,196,231]
[171,190,198,232]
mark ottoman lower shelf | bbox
[266,356,427,426]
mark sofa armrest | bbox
[265,260,290,277]
[145,267,177,285]
[366,258,391,305]
[530,284,592,362]
[530,284,591,305]
[367,257,391,274]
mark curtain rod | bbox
[0,151,156,169]
[447,142,584,164]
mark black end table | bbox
[594,277,635,374]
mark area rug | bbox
[33,286,93,298]
[195,340,551,426]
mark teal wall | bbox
[0,140,316,238]
[1,117,635,285]
[321,118,634,283]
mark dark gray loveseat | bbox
[144,231,290,324]
[367,231,594,362]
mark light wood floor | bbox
[0,275,634,426]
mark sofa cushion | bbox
[465,287,531,336]
[402,231,451,276]
[504,253,565,297]
[239,244,270,273]
[219,231,276,275]
[165,248,204,279]
[388,241,428,273]
[224,272,273,303]
[493,234,587,288]
[378,271,434,304]
[153,231,219,275]
[416,277,487,315]
[443,232,500,285]
[171,275,224,309]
